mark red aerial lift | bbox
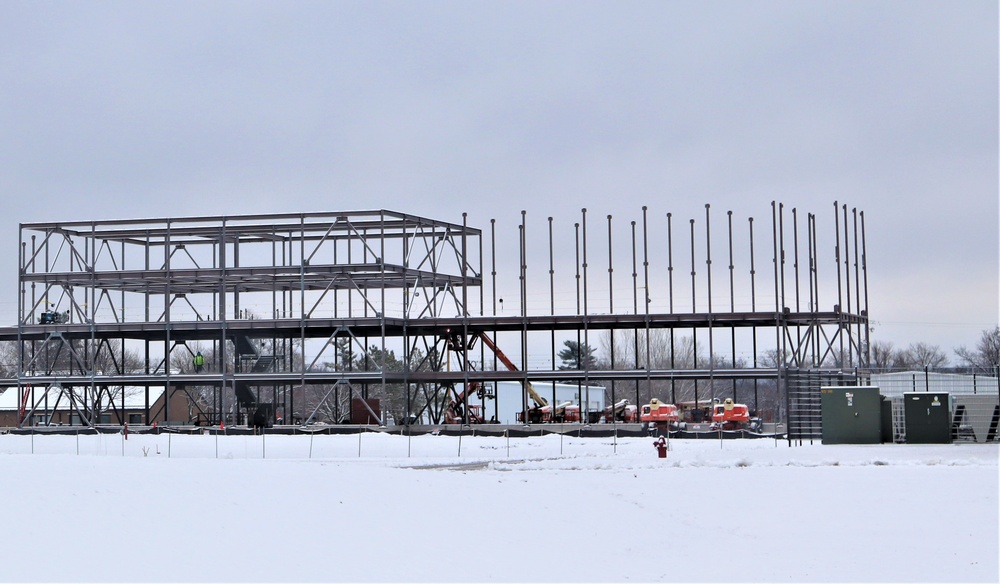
[442,331,549,423]
[640,398,681,433]
[602,399,638,423]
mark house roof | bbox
[0,386,166,411]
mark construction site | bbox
[0,202,942,442]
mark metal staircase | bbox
[232,334,276,409]
[785,369,857,441]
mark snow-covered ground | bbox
[0,432,996,583]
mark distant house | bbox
[0,385,190,427]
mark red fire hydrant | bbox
[654,436,668,458]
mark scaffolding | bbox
[1,203,870,436]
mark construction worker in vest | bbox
[194,351,205,373]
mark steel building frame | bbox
[0,203,870,438]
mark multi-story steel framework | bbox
[0,203,870,439]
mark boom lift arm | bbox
[442,330,549,423]
[475,332,548,408]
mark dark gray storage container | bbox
[903,392,952,444]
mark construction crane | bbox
[441,331,488,424]
[442,330,549,423]
[443,377,491,424]
[467,331,549,422]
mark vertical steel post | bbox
[582,209,590,423]
[574,220,581,408]
[642,207,651,407]
[771,202,781,360]
[607,214,615,416]
[749,217,760,408]
[549,216,556,410]
[631,219,640,408]
[690,218,698,406]
[860,211,871,368]
[727,211,737,403]
[705,205,715,402]
[811,213,820,314]
[792,208,802,366]
[778,203,788,365]
[16,229,24,428]
[852,208,863,367]
[833,201,844,366]
[164,220,171,426]
[771,203,787,437]
[457,213,469,428]
[607,215,614,314]
[519,212,528,422]
[842,204,852,366]
[807,212,816,319]
[667,213,676,403]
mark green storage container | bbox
[821,386,882,444]
[903,392,952,444]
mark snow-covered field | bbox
[0,432,996,583]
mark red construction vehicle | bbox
[602,399,638,423]
[710,398,763,432]
[640,398,681,432]
[444,395,486,424]
[710,398,749,429]
[536,400,575,423]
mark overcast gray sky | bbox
[1,0,996,358]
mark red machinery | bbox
[676,399,714,424]
[444,400,486,424]
[537,401,575,423]
[642,397,763,433]
[603,399,638,423]
[640,398,681,432]
[710,398,762,431]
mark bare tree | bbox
[868,340,912,372]
[601,329,719,407]
[899,342,949,369]
[0,342,16,378]
[954,326,1000,372]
